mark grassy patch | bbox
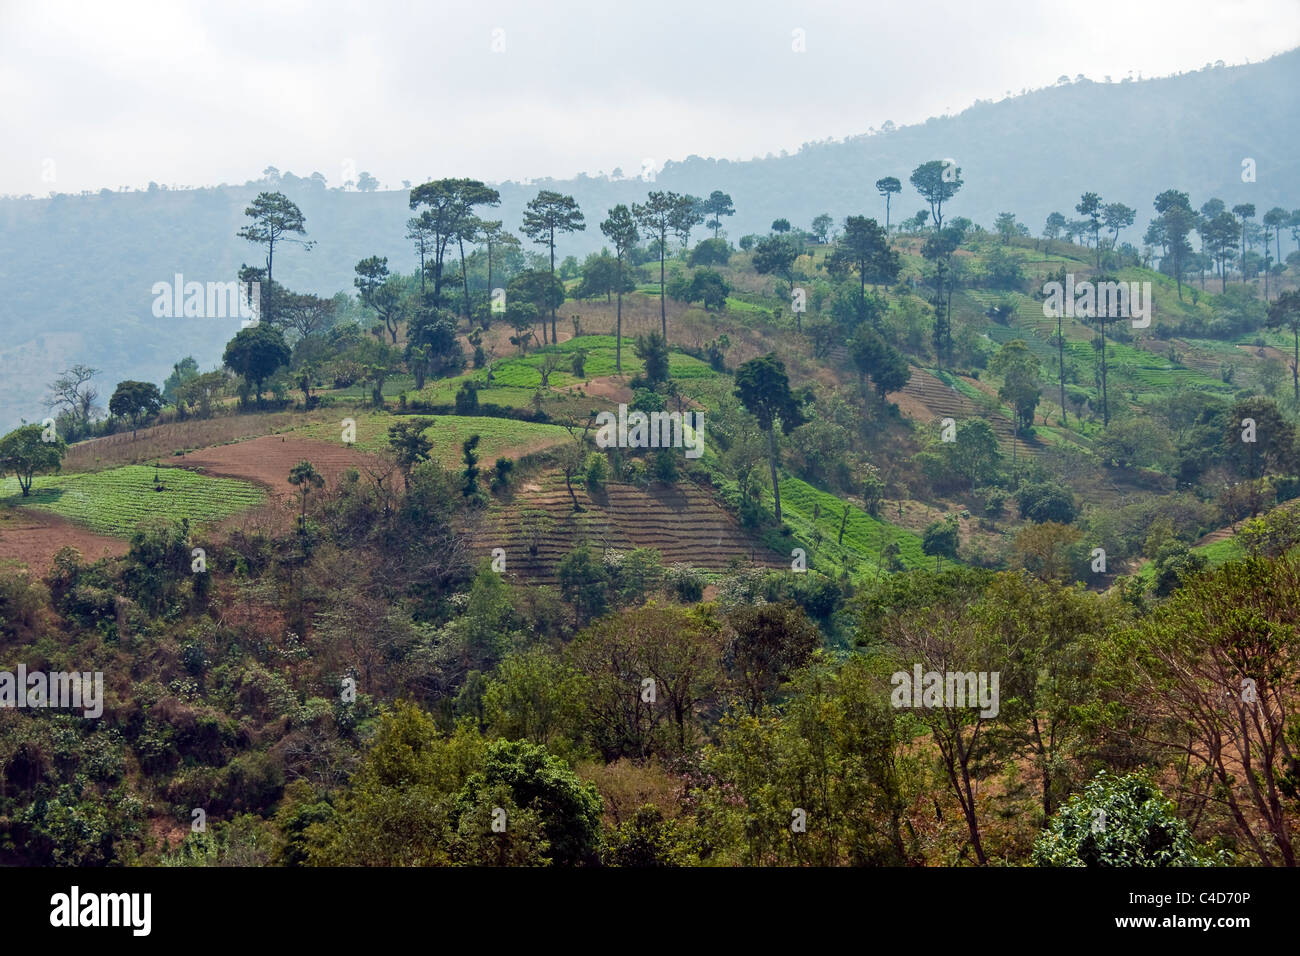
[777,476,930,579]
[293,412,572,467]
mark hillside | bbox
[2,48,1298,429]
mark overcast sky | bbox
[2,0,1298,196]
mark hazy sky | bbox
[2,0,1298,195]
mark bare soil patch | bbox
[64,410,340,473]
[0,507,126,572]
[173,435,370,494]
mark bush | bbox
[454,382,480,414]
[584,452,608,490]
[1032,772,1222,867]
[1016,482,1077,524]
[688,238,731,267]
[666,564,706,602]
[652,449,679,483]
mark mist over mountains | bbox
[1,48,1296,429]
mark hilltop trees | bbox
[406,212,437,295]
[1154,190,1196,300]
[409,178,500,308]
[702,190,735,238]
[1203,210,1240,291]
[0,424,65,496]
[1102,202,1135,249]
[1043,212,1066,250]
[476,220,519,314]
[674,195,705,250]
[521,190,585,344]
[909,160,962,231]
[237,192,314,325]
[734,353,806,522]
[634,191,687,342]
[507,270,565,350]
[1075,192,1102,263]
[1233,203,1255,283]
[1263,207,1289,298]
[875,176,902,232]
[827,216,899,307]
[280,292,336,342]
[353,256,404,343]
[108,380,163,438]
[600,204,640,373]
[810,214,834,244]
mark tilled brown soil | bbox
[0,507,127,572]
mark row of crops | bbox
[778,476,930,580]
[1,466,265,537]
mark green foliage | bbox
[558,543,609,624]
[223,325,290,402]
[0,424,66,496]
[922,516,959,562]
[632,332,670,385]
[1017,482,1077,524]
[1032,773,1220,867]
[108,380,163,435]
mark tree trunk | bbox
[1058,312,1066,425]
[1293,327,1298,404]
[548,228,557,345]
[615,259,624,373]
[265,239,275,326]
[458,235,471,320]
[660,241,667,341]
[768,427,782,522]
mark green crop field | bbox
[294,412,572,466]
[1,466,265,537]
[778,476,930,579]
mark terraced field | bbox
[900,366,1046,458]
[482,474,783,584]
[964,288,1231,398]
[1,466,265,537]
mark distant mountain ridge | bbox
[1,49,1297,428]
